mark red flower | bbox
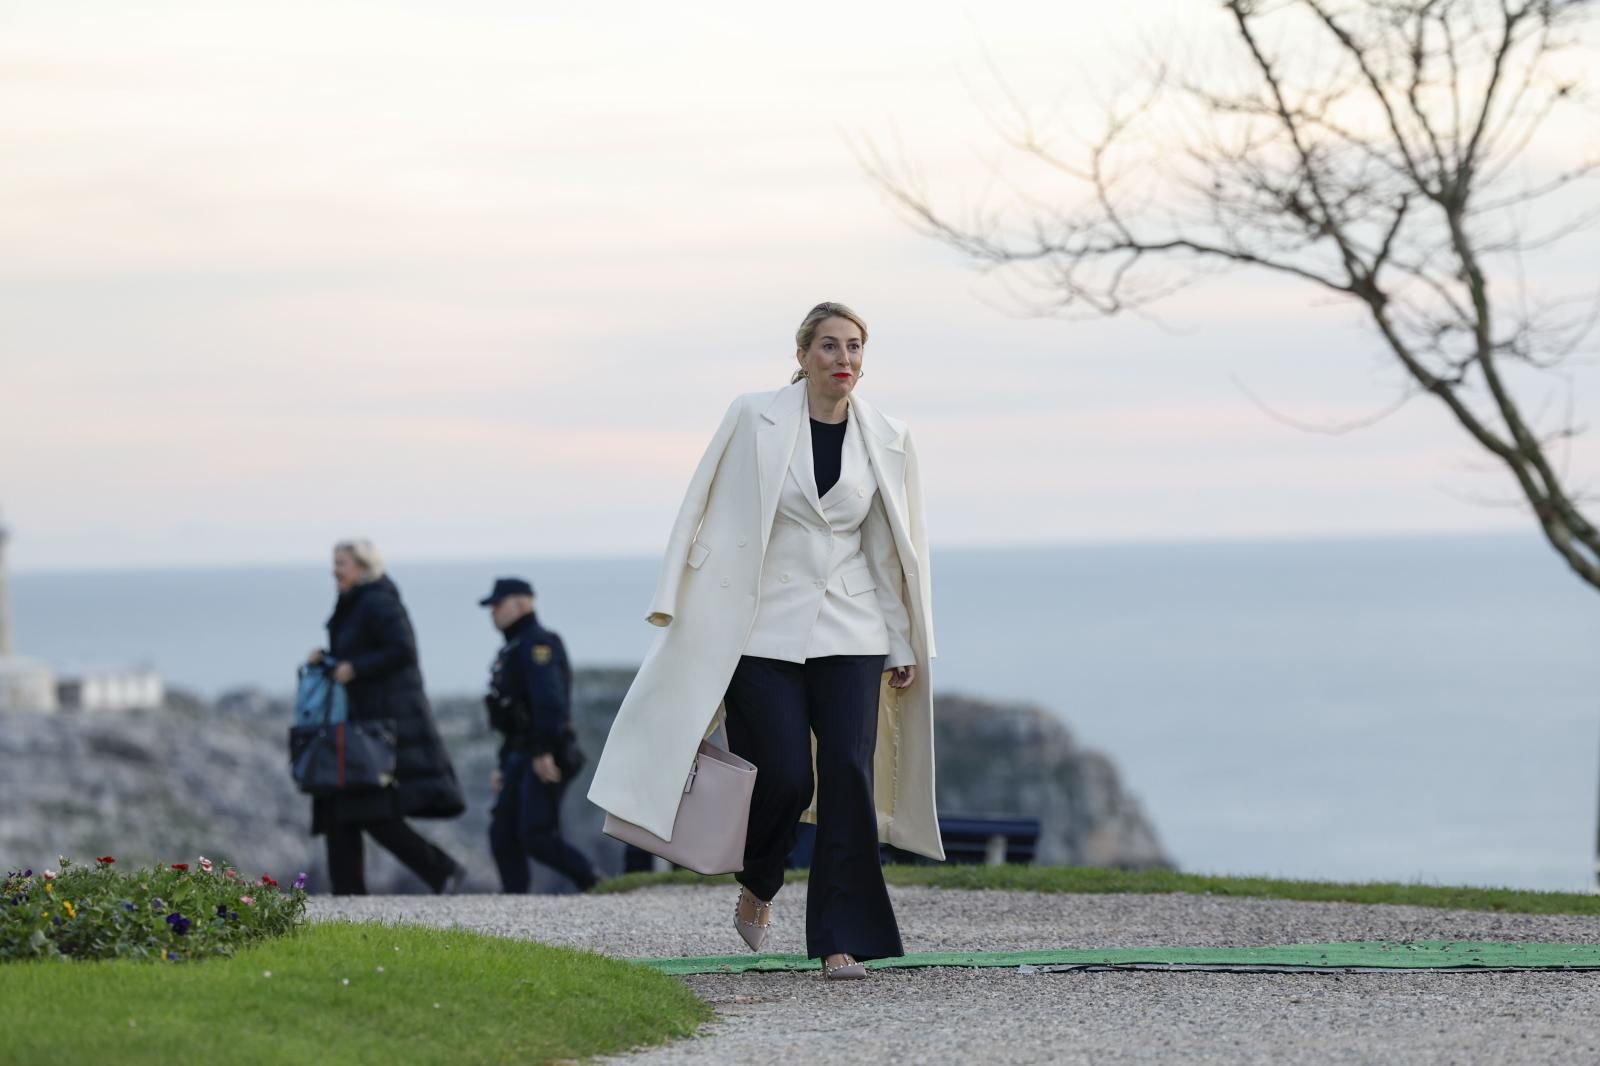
[171,864,189,871]
[96,856,115,865]
[260,875,279,887]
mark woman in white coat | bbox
[589,301,940,981]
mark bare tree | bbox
[870,0,1600,587]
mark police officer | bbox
[480,577,597,893]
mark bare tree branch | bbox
[867,0,1600,590]
[1230,371,1420,433]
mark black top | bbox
[810,416,848,498]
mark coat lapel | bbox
[819,414,868,510]
[757,382,806,546]
[787,415,829,524]
[850,392,917,570]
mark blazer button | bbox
[781,573,791,583]
[738,538,747,548]
[857,487,865,497]
[815,579,826,590]
[720,577,730,588]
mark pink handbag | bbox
[602,739,757,875]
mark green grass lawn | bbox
[0,921,710,1065]
[593,863,1600,916]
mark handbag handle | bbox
[686,704,732,793]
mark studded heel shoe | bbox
[822,953,867,981]
[733,887,773,952]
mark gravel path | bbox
[310,884,1600,1064]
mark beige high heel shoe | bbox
[733,887,773,952]
[822,953,867,981]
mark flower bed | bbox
[2,856,307,962]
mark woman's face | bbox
[796,316,864,402]
[332,549,364,593]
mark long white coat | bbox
[587,381,944,860]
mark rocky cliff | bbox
[932,695,1167,868]
[0,671,1168,892]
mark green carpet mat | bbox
[635,941,1600,976]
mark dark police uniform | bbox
[481,579,597,893]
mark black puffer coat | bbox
[311,576,464,833]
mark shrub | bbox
[1,856,307,963]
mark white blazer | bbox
[743,396,915,666]
[588,381,944,860]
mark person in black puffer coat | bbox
[308,538,466,894]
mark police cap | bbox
[478,577,535,606]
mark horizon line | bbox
[8,525,1542,578]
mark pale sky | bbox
[2,0,1597,572]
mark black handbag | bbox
[288,664,397,795]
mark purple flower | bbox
[165,912,191,936]
[166,951,179,961]
[293,872,307,890]
[121,900,135,912]
[23,869,31,878]
[216,904,229,919]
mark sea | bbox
[12,534,1599,893]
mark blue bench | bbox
[934,816,1041,865]
[626,815,1045,875]
[789,815,1042,868]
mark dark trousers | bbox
[723,654,903,961]
[325,818,457,895]
[489,751,597,893]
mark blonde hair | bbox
[334,538,386,583]
[791,301,868,384]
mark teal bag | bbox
[293,662,347,725]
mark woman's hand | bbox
[888,665,917,689]
[331,661,355,685]
[307,649,325,665]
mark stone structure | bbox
[0,507,58,713]
[57,670,166,713]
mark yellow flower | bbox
[62,900,76,919]
[44,883,53,894]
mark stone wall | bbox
[0,670,1168,892]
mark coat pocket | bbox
[687,541,711,570]
[841,567,877,596]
